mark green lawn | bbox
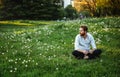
[0,17,120,77]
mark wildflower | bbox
[53,55,56,58]
[8,59,13,62]
[56,68,58,70]
[18,58,21,60]
[10,70,13,72]
[15,58,18,61]
[22,61,24,64]
[2,53,4,55]
[6,57,8,60]
[48,56,51,61]
[14,68,17,71]
[32,60,35,62]
[25,61,28,63]
[15,62,17,64]
[100,59,103,62]
[103,28,109,31]
[36,63,38,65]
[25,65,28,67]
[28,59,31,62]
[28,52,30,55]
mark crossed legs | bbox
[72,49,102,59]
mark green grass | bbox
[0,17,120,77]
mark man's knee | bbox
[72,50,79,55]
[93,49,102,55]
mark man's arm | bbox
[89,35,97,54]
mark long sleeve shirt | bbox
[74,33,96,51]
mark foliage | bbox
[0,17,120,77]
[79,10,91,18]
[96,0,120,16]
[64,5,78,19]
[0,0,64,20]
[74,0,120,17]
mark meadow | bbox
[0,17,120,77]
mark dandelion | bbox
[25,61,28,63]
[28,52,30,55]
[56,67,58,70]
[46,49,49,51]
[53,54,56,58]
[6,57,8,60]
[96,38,101,44]
[2,53,4,55]
[10,70,13,72]
[22,61,24,64]
[36,63,38,65]
[18,58,21,60]
[100,59,103,62]
[48,56,51,61]
[6,50,8,52]
[25,52,27,55]
[12,52,15,55]
[103,28,109,31]
[32,60,35,62]
[14,68,17,71]
[8,59,13,62]
[15,58,18,61]
[15,62,17,64]
[27,38,31,42]
[25,65,28,67]
[23,60,25,62]
[28,59,31,62]
[43,55,46,58]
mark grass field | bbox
[0,17,120,77]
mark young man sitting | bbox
[72,25,102,59]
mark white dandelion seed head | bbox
[28,59,31,62]
[25,65,28,67]
[15,62,17,64]
[36,63,38,65]
[56,68,58,70]
[2,53,4,55]
[10,70,13,72]
[100,59,103,62]
[14,68,17,70]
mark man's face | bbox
[79,28,86,36]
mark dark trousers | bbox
[72,49,102,59]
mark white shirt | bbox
[74,33,96,51]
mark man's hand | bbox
[83,50,89,55]
[77,49,89,55]
[89,49,96,54]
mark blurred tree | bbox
[0,0,65,20]
[74,0,120,17]
[96,0,120,16]
[84,0,96,16]
[109,0,120,15]
[73,0,96,16]
[65,5,78,19]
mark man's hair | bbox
[80,25,88,32]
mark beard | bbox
[80,33,85,36]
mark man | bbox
[72,25,102,59]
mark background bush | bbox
[0,0,65,20]
[64,5,78,19]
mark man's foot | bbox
[84,56,89,59]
